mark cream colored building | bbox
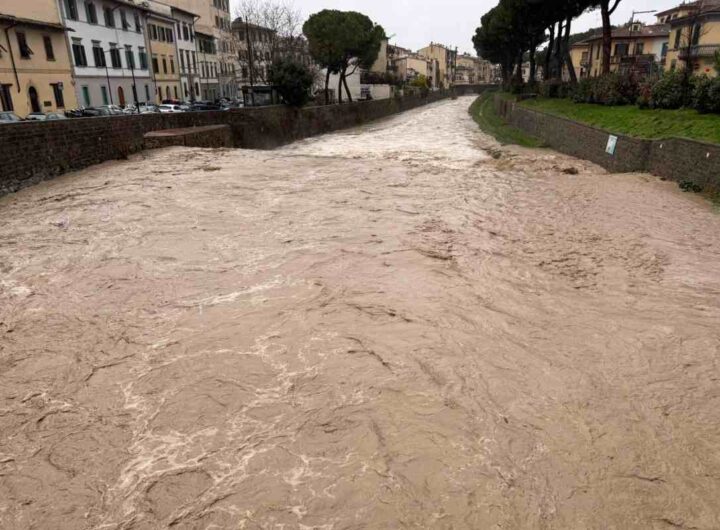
[455,53,493,84]
[0,1,77,117]
[417,42,456,88]
[661,1,720,76]
[584,24,670,78]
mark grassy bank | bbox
[521,97,720,145]
[469,92,545,148]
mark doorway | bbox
[28,86,40,113]
[118,86,125,107]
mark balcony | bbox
[678,44,720,60]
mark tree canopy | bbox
[303,10,385,103]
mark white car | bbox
[159,104,184,113]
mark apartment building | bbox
[171,6,199,101]
[455,53,494,85]
[160,0,236,98]
[417,42,457,88]
[58,0,153,107]
[392,52,439,89]
[195,29,217,100]
[0,1,78,117]
[145,1,181,102]
[661,0,720,76]
[584,23,670,78]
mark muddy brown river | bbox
[1,97,720,529]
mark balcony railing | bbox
[610,53,657,65]
[678,44,720,59]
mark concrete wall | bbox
[0,84,494,196]
[495,95,720,196]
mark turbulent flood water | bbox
[1,97,720,529]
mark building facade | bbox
[145,1,181,102]
[171,6,199,101]
[661,1,720,76]
[417,43,457,88]
[584,24,670,78]
[195,30,218,100]
[0,1,78,117]
[58,0,154,108]
[456,53,494,85]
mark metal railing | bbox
[678,44,720,59]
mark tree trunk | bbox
[324,68,331,105]
[515,49,524,84]
[337,70,343,104]
[564,16,578,83]
[553,20,564,79]
[601,0,621,75]
[529,39,537,84]
[544,23,555,81]
[342,66,353,102]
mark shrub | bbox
[572,77,595,103]
[651,70,695,109]
[637,76,658,109]
[539,80,572,99]
[693,75,720,113]
[707,77,720,113]
[590,73,640,106]
[269,59,314,107]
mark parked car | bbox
[25,112,48,121]
[45,112,68,120]
[189,102,220,111]
[159,104,184,113]
[97,104,125,115]
[0,111,23,123]
[139,103,160,114]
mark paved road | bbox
[1,97,720,529]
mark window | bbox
[104,7,114,27]
[692,23,702,46]
[184,82,188,97]
[120,10,129,30]
[109,46,121,68]
[17,33,32,59]
[139,48,147,69]
[72,40,88,66]
[634,42,644,55]
[0,84,13,111]
[51,83,65,108]
[183,24,189,40]
[174,86,178,98]
[149,24,157,40]
[125,46,135,69]
[101,85,108,104]
[65,0,78,20]
[661,42,669,58]
[192,51,196,71]
[93,44,106,67]
[134,13,141,32]
[166,28,173,42]
[674,29,681,49]
[162,57,167,74]
[85,2,97,23]
[43,36,55,60]
[81,85,91,106]
[614,43,628,57]
[170,57,175,74]
[144,84,150,101]
[180,51,185,71]
[152,56,158,72]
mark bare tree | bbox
[233,0,305,85]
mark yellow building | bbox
[0,1,78,117]
[583,24,670,78]
[569,42,591,79]
[146,12,182,102]
[417,43,457,88]
[661,1,720,77]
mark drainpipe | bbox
[3,22,21,93]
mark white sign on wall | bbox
[606,135,618,156]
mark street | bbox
[1,96,720,529]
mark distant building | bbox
[456,53,495,84]
[171,6,200,101]
[660,0,720,76]
[145,0,182,103]
[0,0,78,116]
[417,43,457,88]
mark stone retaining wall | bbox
[494,95,720,196]
[0,84,493,197]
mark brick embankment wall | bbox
[0,84,495,197]
[494,95,720,195]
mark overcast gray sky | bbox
[231,0,680,54]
